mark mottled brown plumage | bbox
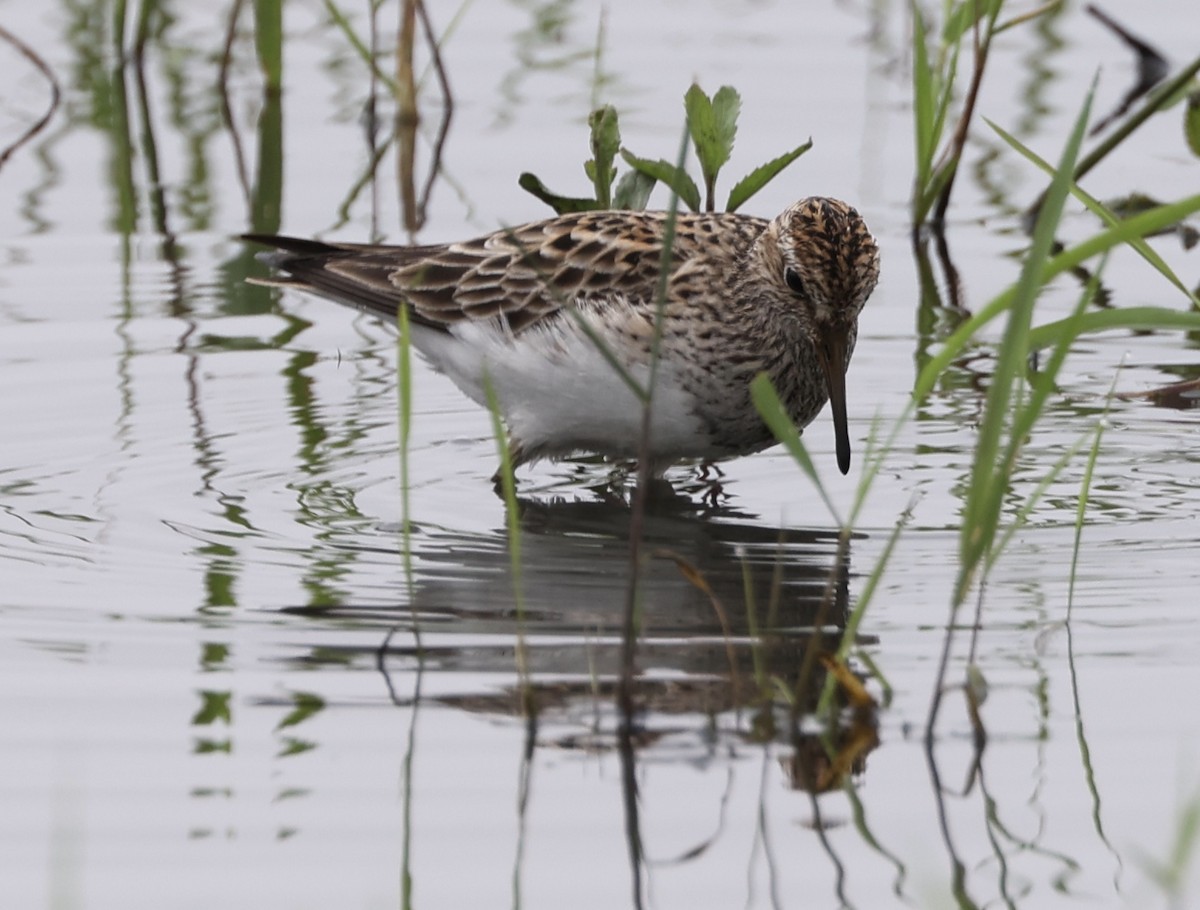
[245,197,880,477]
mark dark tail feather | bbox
[241,233,339,256]
[241,234,344,272]
[239,233,412,325]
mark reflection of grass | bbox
[397,306,415,590]
[484,372,530,696]
[928,85,1098,732]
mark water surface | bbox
[2,2,1199,908]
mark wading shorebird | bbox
[245,197,880,480]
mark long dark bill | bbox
[816,328,852,475]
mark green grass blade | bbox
[254,0,283,93]
[988,433,1090,574]
[397,305,415,587]
[955,78,1096,599]
[483,374,527,685]
[1187,90,1200,158]
[322,0,396,94]
[1030,305,1200,347]
[750,374,842,526]
[1070,53,1200,185]
[1067,366,1120,617]
[1007,259,1104,468]
[987,117,1199,305]
[725,139,813,212]
[834,494,914,667]
[914,193,1200,402]
[911,3,935,190]
[941,0,1002,44]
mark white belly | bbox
[411,318,713,461]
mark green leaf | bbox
[275,693,325,731]
[725,139,813,212]
[517,172,601,214]
[619,149,701,212]
[191,691,232,726]
[1186,90,1200,158]
[588,105,621,207]
[910,1,965,224]
[711,86,741,148]
[941,0,1001,45]
[685,84,740,210]
[911,4,935,187]
[612,168,656,210]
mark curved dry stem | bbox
[0,25,62,172]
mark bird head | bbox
[762,197,880,474]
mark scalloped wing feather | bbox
[246,210,765,335]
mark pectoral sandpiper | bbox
[245,197,879,478]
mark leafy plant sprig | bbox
[520,83,812,215]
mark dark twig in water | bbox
[616,701,646,910]
[1025,52,1200,222]
[934,224,966,313]
[930,7,1000,231]
[395,0,454,234]
[413,0,454,223]
[217,0,253,207]
[925,737,983,909]
[1086,4,1169,135]
[0,25,62,172]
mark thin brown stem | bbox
[931,6,998,229]
[396,0,418,231]
[216,0,252,207]
[0,25,62,172]
[413,0,454,230]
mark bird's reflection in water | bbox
[313,483,880,790]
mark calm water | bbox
[2,2,1199,908]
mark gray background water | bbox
[2,2,1198,907]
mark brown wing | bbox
[244,210,764,334]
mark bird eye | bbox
[784,267,805,295]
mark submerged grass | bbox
[1067,363,1122,618]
